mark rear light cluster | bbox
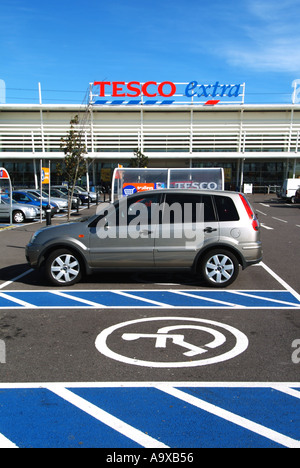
[239,194,260,231]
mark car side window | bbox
[20,195,30,202]
[116,193,162,226]
[164,193,216,223]
[214,195,239,221]
[127,194,161,225]
[202,195,216,222]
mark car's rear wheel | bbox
[45,249,82,286]
[200,249,239,288]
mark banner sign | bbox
[91,81,245,106]
[41,167,50,185]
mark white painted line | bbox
[0,292,37,308]
[171,290,245,308]
[256,210,267,216]
[260,224,274,230]
[51,291,107,308]
[272,386,300,400]
[272,217,288,223]
[229,290,300,308]
[156,386,300,449]
[0,433,18,449]
[115,291,172,308]
[259,203,270,208]
[0,381,299,389]
[296,225,300,228]
[0,269,34,290]
[260,262,300,302]
[46,385,168,449]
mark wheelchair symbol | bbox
[122,325,226,357]
[95,317,249,368]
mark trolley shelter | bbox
[111,168,224,202]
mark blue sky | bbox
[1,0,300,104]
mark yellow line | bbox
[0,225,15,232]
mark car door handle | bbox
[140,230,153,236]
[204,227,217,233]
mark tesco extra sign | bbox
[93,81,243,100]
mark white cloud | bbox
[223,0,300,73]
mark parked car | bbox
[43,188,78,209]
[52,186,89,205]
[26,189,262,287]
[12,191,58,216]
[21,189,68,212]
[295,187,300,203]
[52,185,97,205]
[0,198,41,223]
[74,186,98,203]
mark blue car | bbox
[12,191,58,216]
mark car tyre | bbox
[45,249,82,286]
[200,249,239,288]
[13,210,25,224]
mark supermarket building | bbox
[0,80,299,192]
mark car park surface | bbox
[0,193,299,448]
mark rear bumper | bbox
[241,242,263,269]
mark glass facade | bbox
[0,104,299,191]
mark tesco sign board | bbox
[93,81,245,104]
[94,81,177,98]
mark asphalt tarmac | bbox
[0,194,299,384]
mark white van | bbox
[280,178,300,203]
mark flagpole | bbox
[40,159,43,223]
[48,159,51,207]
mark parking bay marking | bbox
[0,383,300,448]
[0,289,299,309]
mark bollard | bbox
[46,204,52,226]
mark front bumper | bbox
[25,243,42,267]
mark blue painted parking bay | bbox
[0,385,299,448]
[0,289,299,309]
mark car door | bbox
[88,192,162,268]
[154,193,219,267]
[0,200,9,218]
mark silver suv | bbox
[25,189,262,287]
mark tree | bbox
[129,148,148,168]
[58,115,87,220]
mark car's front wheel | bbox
[45,249,82,286]
[200,249,239,288]
[13,210,25,224]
